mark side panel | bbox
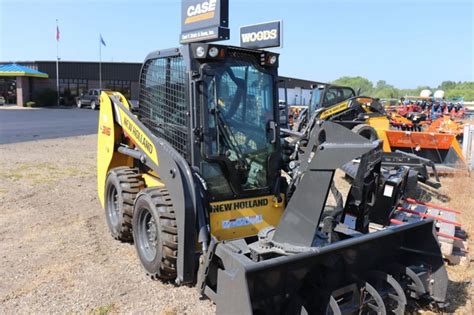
[96,92,132,207]
[209,195,284,240]
[107,95,197,284]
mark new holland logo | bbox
[241,29,278,43]
[185,0,217,24]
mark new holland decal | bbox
[319,101,349,119]
[209,195,284,240]
[122,116,154,155]
[211,198,269,213]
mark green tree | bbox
[330,76,474,101]
[332,76,374,95]
[438,81,457,91]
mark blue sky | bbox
[0,0,472,88]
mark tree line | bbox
[331,77,474,101]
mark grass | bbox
[0,162,88,184]
[92,303,116,315]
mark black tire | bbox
[132,187,177,280]
[91,100,98,110]
[352,124,379,141]
[105,167,144,242]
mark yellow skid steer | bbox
[97,44,448,314]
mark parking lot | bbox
[0,107,98,144]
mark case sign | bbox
[240,20,282,49]
[180,0,230,44]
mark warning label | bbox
[222,215,263,229]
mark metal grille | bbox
[139,56,189,160]
[226,48,262,68]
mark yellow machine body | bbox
[209,195,285,240]
[319,101,350,120]
[366,116,392,152]
[97,91,133,207]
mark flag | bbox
[56,26,60,42]
[100,34,106,47]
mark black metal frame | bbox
[132,44,283,283]
[192,46,282,201]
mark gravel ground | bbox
[0,135,214,314]
[0,135,472,314]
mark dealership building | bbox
[0,60,316,107]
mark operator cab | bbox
[309,84,356,112]
[138,44,281,202]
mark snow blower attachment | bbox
[97,44,448,314]
[203,122,449,314]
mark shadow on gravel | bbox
[445,279,471,313]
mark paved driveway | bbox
[0,107,98,144]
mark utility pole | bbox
[56,19,60,106]
[99,37,102,90]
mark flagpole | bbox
[56,19,60,106]
[99,36,102,90]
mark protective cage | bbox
[139,55,190,161]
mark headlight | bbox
[268,55,277,65]
[196,46,206,58]
[208,47,219,58]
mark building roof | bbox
[0,63,49,78]
[279,76,324,89]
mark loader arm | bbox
[97,92,198,284]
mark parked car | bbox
[0,96,5,106]
[76,89,103,110]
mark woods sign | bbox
[240,20,282,49]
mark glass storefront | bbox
[59,78,88,105]
[0,78,16,104]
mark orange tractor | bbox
[291,84,467,171]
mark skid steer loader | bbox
[97,43,448,314]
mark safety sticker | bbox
[222,215,263,229]
[383,184,394,197]
[343,214,357,229]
